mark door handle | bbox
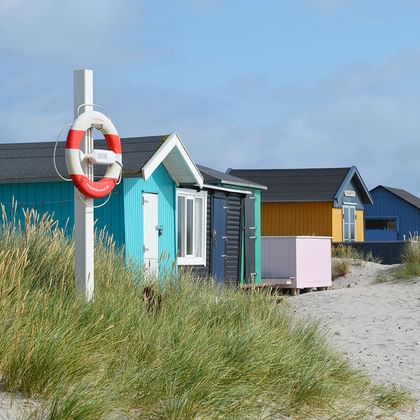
[221,254,227,259]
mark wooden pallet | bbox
[241,277,294,290]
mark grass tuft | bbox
[373,384,415,409]
[332,259,351,279]
[0,210,412,418]
[400,239,420,278]
[332,245,382,280]
[382,239,420,281]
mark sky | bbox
[0,0,419,195]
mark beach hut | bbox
[177,165,267,286]
[364,185,420,241]
[0,134,203,274]
[228,167,373,243]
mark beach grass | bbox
[0,210,412,418]
[376,240,420,282]
[399,239,420,278]
[373,384,415,410]
[332,244,381,263]
[332,245,382,280]
[332,258,351,279]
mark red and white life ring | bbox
[65,110,122,199]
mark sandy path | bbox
[293,271,420,418]
[0,390,37,419]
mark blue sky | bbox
[1,0,420,195]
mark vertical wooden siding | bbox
[254,191,262,284]
[365,187,420,240]
[225,194,242,286]
[356,209,364,241]
[332,208,365,242]
[123,164,176,274]
[0,181,125,247]
[186,190,243,286]
[331,207,343,242]
[262,202,332,237]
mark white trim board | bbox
[202,184,252,195]
[142,133,203,188]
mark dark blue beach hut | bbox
[364,185,420,241]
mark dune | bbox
[293,261,420,419]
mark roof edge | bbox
[142,133,203,188]
[371,185,420,210]
[334,166,373,205]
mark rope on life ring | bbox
[65,110,122,199]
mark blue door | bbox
[211,197,227,283]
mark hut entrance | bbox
[211,197,227,283]
[244,194,256,282]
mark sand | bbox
[293,261,420,419]
[0,389,37,419]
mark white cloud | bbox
[0,0,141,64]
[0,109,69,142]
[161,51,420,196]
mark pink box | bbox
[262,236,332,289]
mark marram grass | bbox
[0,210,412,419]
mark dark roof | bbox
[197,165,266,190]
[0,136,168,183]
[372,185,420,210]
[228,167,372,203]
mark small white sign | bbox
[344,190,356,197]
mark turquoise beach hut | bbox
[0,134,203,274]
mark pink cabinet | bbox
[262,236,332,290]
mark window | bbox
[365,218,397,231]
[343,205,356,242]
[177,189,207,265]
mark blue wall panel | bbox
[0,164,177,274]
[0,181,74,232]
[365,229,398,241]
[364,187,420,240]
[0,181,125,247]
[122,164,176,273]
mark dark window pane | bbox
[177,196,185,257]
[186,199,194,255]
[365,219,396,230]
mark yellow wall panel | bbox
[331,208,343,242]
[356,209,364,241]
[261,202,332,237]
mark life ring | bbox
[65,110,122,199]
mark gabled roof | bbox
[197,165,267,190]
[0,134,203,187]
[371,185,420,210]
[228,166,372,204]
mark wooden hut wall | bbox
[225,193,242,286]
[185,189,243,285]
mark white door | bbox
[143,193,159,275]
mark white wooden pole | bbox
[73,69,94,302]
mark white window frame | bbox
[342,204,356,242]
[176,188,207,265]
